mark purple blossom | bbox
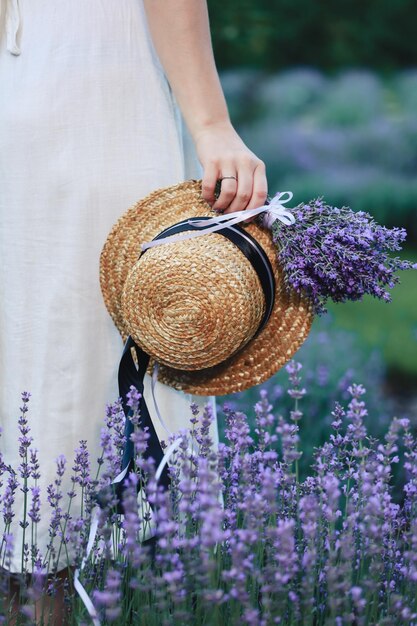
[45,454,67,565]
[72,440,90,489]
[28,485,41,524]
[121,471,148,566]
[105,399,126,455]
[18,391,32,455]
[21,563,47,620]
[29,448,40,481]
[130,423,150,459]
[266,517,298,587]
[98,400,126,486]
[254,389,278,454]
[17,392,33,498]
[194,457,225,549]
[268,198,416,314]
[276,415,302,467]
[2,471,19,526]
[125,385,141,414]
[345,383,368,446]
[92,568,122,621]
[192,402,217,461]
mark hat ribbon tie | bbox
[141,191,295,251]
[74,337,195,624]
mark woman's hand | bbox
[193,121,268,214]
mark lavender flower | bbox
[92,568,122,621]
[126,386,142,427]
[105,399,126,456]
[17,393,33,488]
[45,454,67,569]
[28,486,41,524]
[97,400,126,487]
[121,471,146,567]
[72,440,91,490]
[2,472,19,526]
[29,448,40,481]
[268,197,417,314]
[285,360,307,401]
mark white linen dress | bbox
[0,0,219,573]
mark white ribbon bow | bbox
[141,190,295,251]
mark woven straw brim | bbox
[99,180,313,395]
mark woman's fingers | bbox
[195,124,267,215]
[207,157,267,218]
[220,167,252,214]
[201,161,219,206]
[242,161,268,223]
[246,161,267,210]
[211,176,238,211]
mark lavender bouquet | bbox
[265,196,416,315]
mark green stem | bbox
[294,398,300,489]
[1,522,11,569]
[54,495,75,594]
[21,451,28,574]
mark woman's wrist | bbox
[189,117,233,143]
[143,0,232,144]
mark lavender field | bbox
[2,359,417,624]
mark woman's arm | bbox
[143,0,267,214]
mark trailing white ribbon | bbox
[74,366,196,625]
[74,433,189,626]
[141,191,295,251]
[151,363,178,439]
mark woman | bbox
[0,0,267,621]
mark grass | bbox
[324,247,417,378]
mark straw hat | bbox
[99,180,313,395]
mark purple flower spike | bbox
[29,448,40,481]
[2,472,19,526]
[286,361,307,401]
[93,568,122,622]
[270,198,416,314]
[126,385,141,413]
[121,472,149,567]
[28,485,41,524]
[72,441,91,489]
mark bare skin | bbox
[5,566,73,625]
[7,2,267,623]
[143,0,268,215]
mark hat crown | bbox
[121,231,266,370]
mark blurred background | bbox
[208,0,417,487]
